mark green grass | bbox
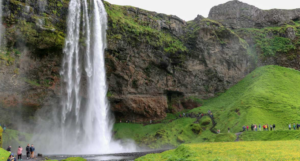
[214,133,236,142]
[48,157,86,161]
[136,141,300,161]
[190,65,300,134]
[62,157,86,161]
[0,148,10,161]
[114,118,218,149]
[240,130,300,141]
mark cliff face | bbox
[0,0,299,126]
[104,3,254,122]
[209,0,300,29]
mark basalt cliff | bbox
[1,0,300,127]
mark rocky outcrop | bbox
[209,0,300,29]
[111,95,168,122]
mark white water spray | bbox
[32,0,135,154]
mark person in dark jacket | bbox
[7,146,11,152]
[273,124,276,131]
[30,144,35,158]
[26,144,30,159]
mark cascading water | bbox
[32,0,135,154]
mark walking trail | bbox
[235,132,243,141]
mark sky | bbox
[105,0,300,21]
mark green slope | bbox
[190,65,300,133]
[136,141,300,161]
[0,148,10,161]
[114,65,300,148]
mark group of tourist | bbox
[288,123,300,130]
[242,124,276,131]
[6,144,35,160]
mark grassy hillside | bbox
[240,130,300,141]
[0,148,10,161]
[114,118,211,149]
[136,140,300,161]
[114,65,300,148]
[190,65,300,133]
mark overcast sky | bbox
[105,0,300,21]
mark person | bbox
[228,127,230,133]
[217,129,220,134]
[266,124,268,131]
[259,124,261,131]
[183,113,185,117]
[255,125,257,131]
[26,144,30,159]
[150,120,152,124]
[294,123,296,130]
[243,125,246,131]
[7,146,11,153]
[30,145,35,159]
[270,124,273,131]
[9,154,16,161]
[246,125,249,131]
[289,124,291,130]
[17,146,22,160]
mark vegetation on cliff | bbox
[104,2,187,54]
[236,23,300,57]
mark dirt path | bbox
[235,132,243,141]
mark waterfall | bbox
[32,0,135,154]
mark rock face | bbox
[209,0,300,29]
[104,3,255,122]
[0,0,300,125]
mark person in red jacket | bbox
[246,125,249,131]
